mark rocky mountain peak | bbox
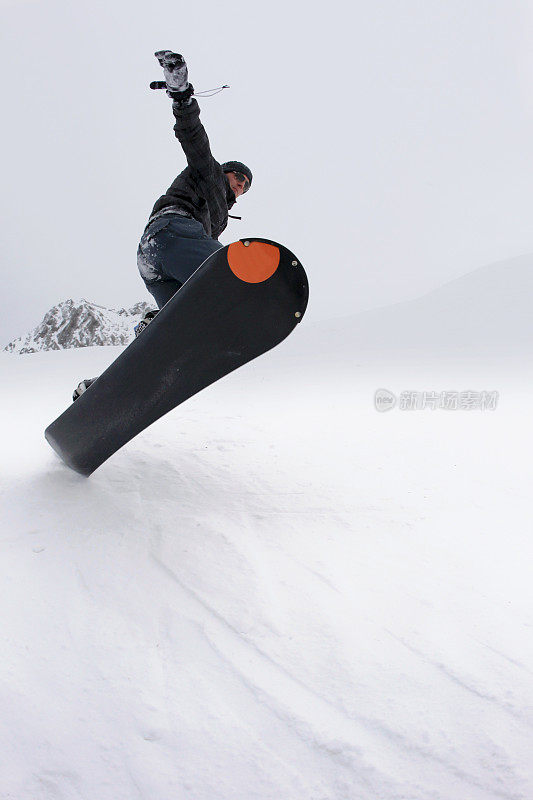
[4,298,154,354]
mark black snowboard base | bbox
[45,238,309,476]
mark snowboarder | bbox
[137,50,253,310]
[73,50,253,400]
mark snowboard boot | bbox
[72,377,97,402]
[72,310,159,401]
[134,309,159,337]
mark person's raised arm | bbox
[155,50,216,179]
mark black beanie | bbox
[221,161,253,186]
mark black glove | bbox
[154,51,193,102]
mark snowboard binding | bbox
[72,378,97,402]
[134,309,159,338]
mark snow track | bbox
[0,343,532,799]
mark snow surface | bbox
[1,282,532,798]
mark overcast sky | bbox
[2,0,533,343]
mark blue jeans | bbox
[137,215,223,308]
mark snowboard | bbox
[45,238,309,476]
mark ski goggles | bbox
[232,171,250,193]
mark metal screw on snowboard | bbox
[292,260,298,266]
[295,312,302,318]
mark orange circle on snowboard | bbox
[227,241,280,283]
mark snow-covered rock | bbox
[3,298,153,354]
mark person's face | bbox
[226,171,250,198]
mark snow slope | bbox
[1,263,532,799]
[301,253,533,365]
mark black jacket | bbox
[148,98,237,239]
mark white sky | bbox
[2,0,533,343]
